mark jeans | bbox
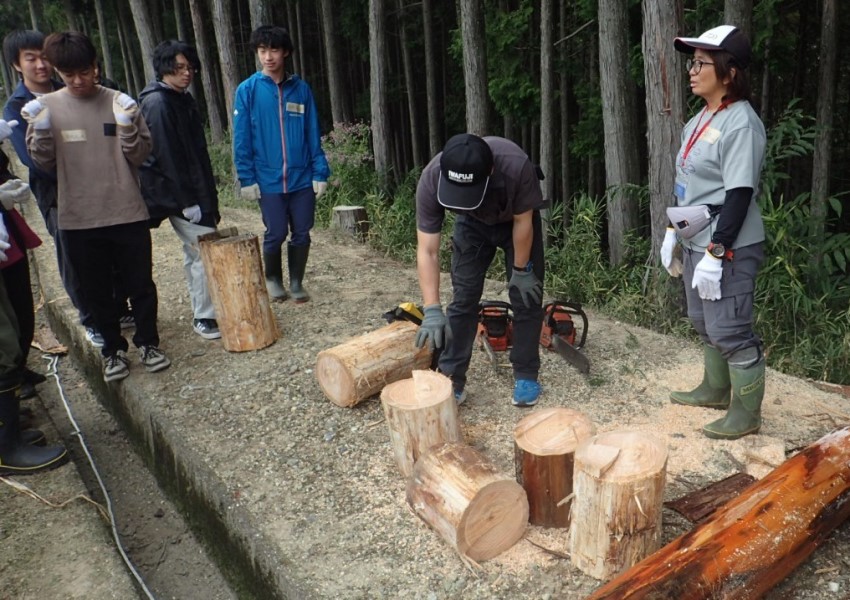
[258,187,315,253]
[168,216,216,320]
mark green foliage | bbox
[760,99,816,195]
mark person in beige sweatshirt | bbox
[24,31,171,382]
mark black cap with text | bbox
[437,133,493,211]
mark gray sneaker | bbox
[119,314,135,329]
[193,318,222,340]
[139,345,171,373]
[103,351,130,382]
[86,328,104,348]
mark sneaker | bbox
[512,379,541,407]
[119,314,136,329]
[86,328,104,348]
[103,351,130,382]
[139,345,171,373]
[193,318,222,340]
[454,389,468,406]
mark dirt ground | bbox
[5,188,850,598]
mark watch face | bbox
[710,243,726,258]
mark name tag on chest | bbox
[700,127,721,144]
[285,102,304,114]
[61,129,87,143]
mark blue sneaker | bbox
[513,379,541,407]
[454,389,468,406]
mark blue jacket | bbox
[232,72,330,194]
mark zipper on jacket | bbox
[277,81,288,193]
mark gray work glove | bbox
[414,304,451,351]
[0,119,18,142]
[182,204,202,224]
[21,100,50,130]
[0,179,31,211]
[240,183,260,201]
[0,213,10,262]
[509,267,543,308]
[113,92,139,126]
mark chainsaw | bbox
[540,300,590,374]
[477,301,513,370]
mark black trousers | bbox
[1,256,34,367]
[62,221,159,357]
[438,212,545,391]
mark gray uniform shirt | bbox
[674,100,766,250]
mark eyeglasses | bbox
[686,58,715,74]
[173,63,197,74]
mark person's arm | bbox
[140,95,194,208]
[712,187,752,247]
[4,99,55,178]
[25,121,56,173]
[417,230,442,306]
[232,84,256,187]
[511,209,534,268]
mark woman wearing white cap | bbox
[661,25,767,440]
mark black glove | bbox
[509,268,542,308]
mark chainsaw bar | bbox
[551,335,590,374]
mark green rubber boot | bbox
[702,359,765,440]
[670,345,731,409]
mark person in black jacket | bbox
[139,40,221,340]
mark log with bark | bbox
[587,427,850,599]
[198,227,279,352]
[513,407,596,528]
[570,430,668,580]
[381,370,462,477]
[315,321,432,407]
[407,442,528,562]
[331,205,370,241]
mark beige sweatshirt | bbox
[26,86,152,230]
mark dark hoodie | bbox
[138,81,219,227]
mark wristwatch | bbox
[514,260,533,272]
[707,242,727,259]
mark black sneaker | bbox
[139,345,171,373]
[193,318,222,340]
[103,350,130,382]
[119,314,135,329]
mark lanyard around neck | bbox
[681,101,730,166]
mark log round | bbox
[513,408,596,528]
[407,442,529,562]
[570,430,667,580]
[587,426,850,599]
[331,205,370,240]
[198,229,279,352]
[381,370,462,477]
[315,321,432,407]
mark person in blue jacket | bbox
[232,25,330,303]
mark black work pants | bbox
[438,212,545,391]
[1,256,34,367]
[62,221,159,357]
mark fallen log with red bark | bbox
[587,427,850,600]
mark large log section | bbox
[316,321,432,407]
[588,427,850,599]
[407,442,529,562]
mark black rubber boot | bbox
[288,243,311,303]
[670,344,731,409]
[0,385,68,475]
[262,251,289,301]
[703,359,766,440]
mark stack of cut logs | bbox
[315,322,850,596]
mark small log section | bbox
[514,407,596,528]
[198,227,279,352]
[570,430,668,580]
[407,442,529,562]
[331,205,369,240]
[664,472,756,524]
[381,370,462,477]
[316,321,432,407]
[587,427,850,599]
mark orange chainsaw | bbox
[477,301,513,370]
[540,300,590,373]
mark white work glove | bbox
[240,183,260,201]
[692,251,724,301]
[312,180,328,199]
[0,213,10,262]
[0,119,18,142]
[0,179,31,210]
[21,100,51,130]
[113,93,139,126]
[660,227,683,277]
[182,204,202,224]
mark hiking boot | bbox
[119,314,136,329]
[86,328,104,348]
[193,318,222,340]
[139,345,171,373]
[513,379,541,407]
[103,351,130,382]
[670,344,731,409]
[454,389,467,406]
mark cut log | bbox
[587,427,850,599]
[570,430,668,580]
[407,442,529,562]
[315,321,432,407]
[664,472,756,524]
[381,370,462,477]
[513,407,596,528]
[331,205,369,241]
[198,228,279,352]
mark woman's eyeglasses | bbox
[686,58,714,74]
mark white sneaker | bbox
[103,351,130,382]
[86,328,104,348]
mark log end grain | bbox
[315,350,356,407]
[514,407,596,456]
[578,430,667,482]
[458,481,529,561]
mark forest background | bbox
[0,0,847,384]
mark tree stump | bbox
[407,442,529,562]
[331,205,369,241]
[381,370,462,477]
[198,227,279,352]
[316,321,432,407]
[569,430,668,580]
[514,408,596,528]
